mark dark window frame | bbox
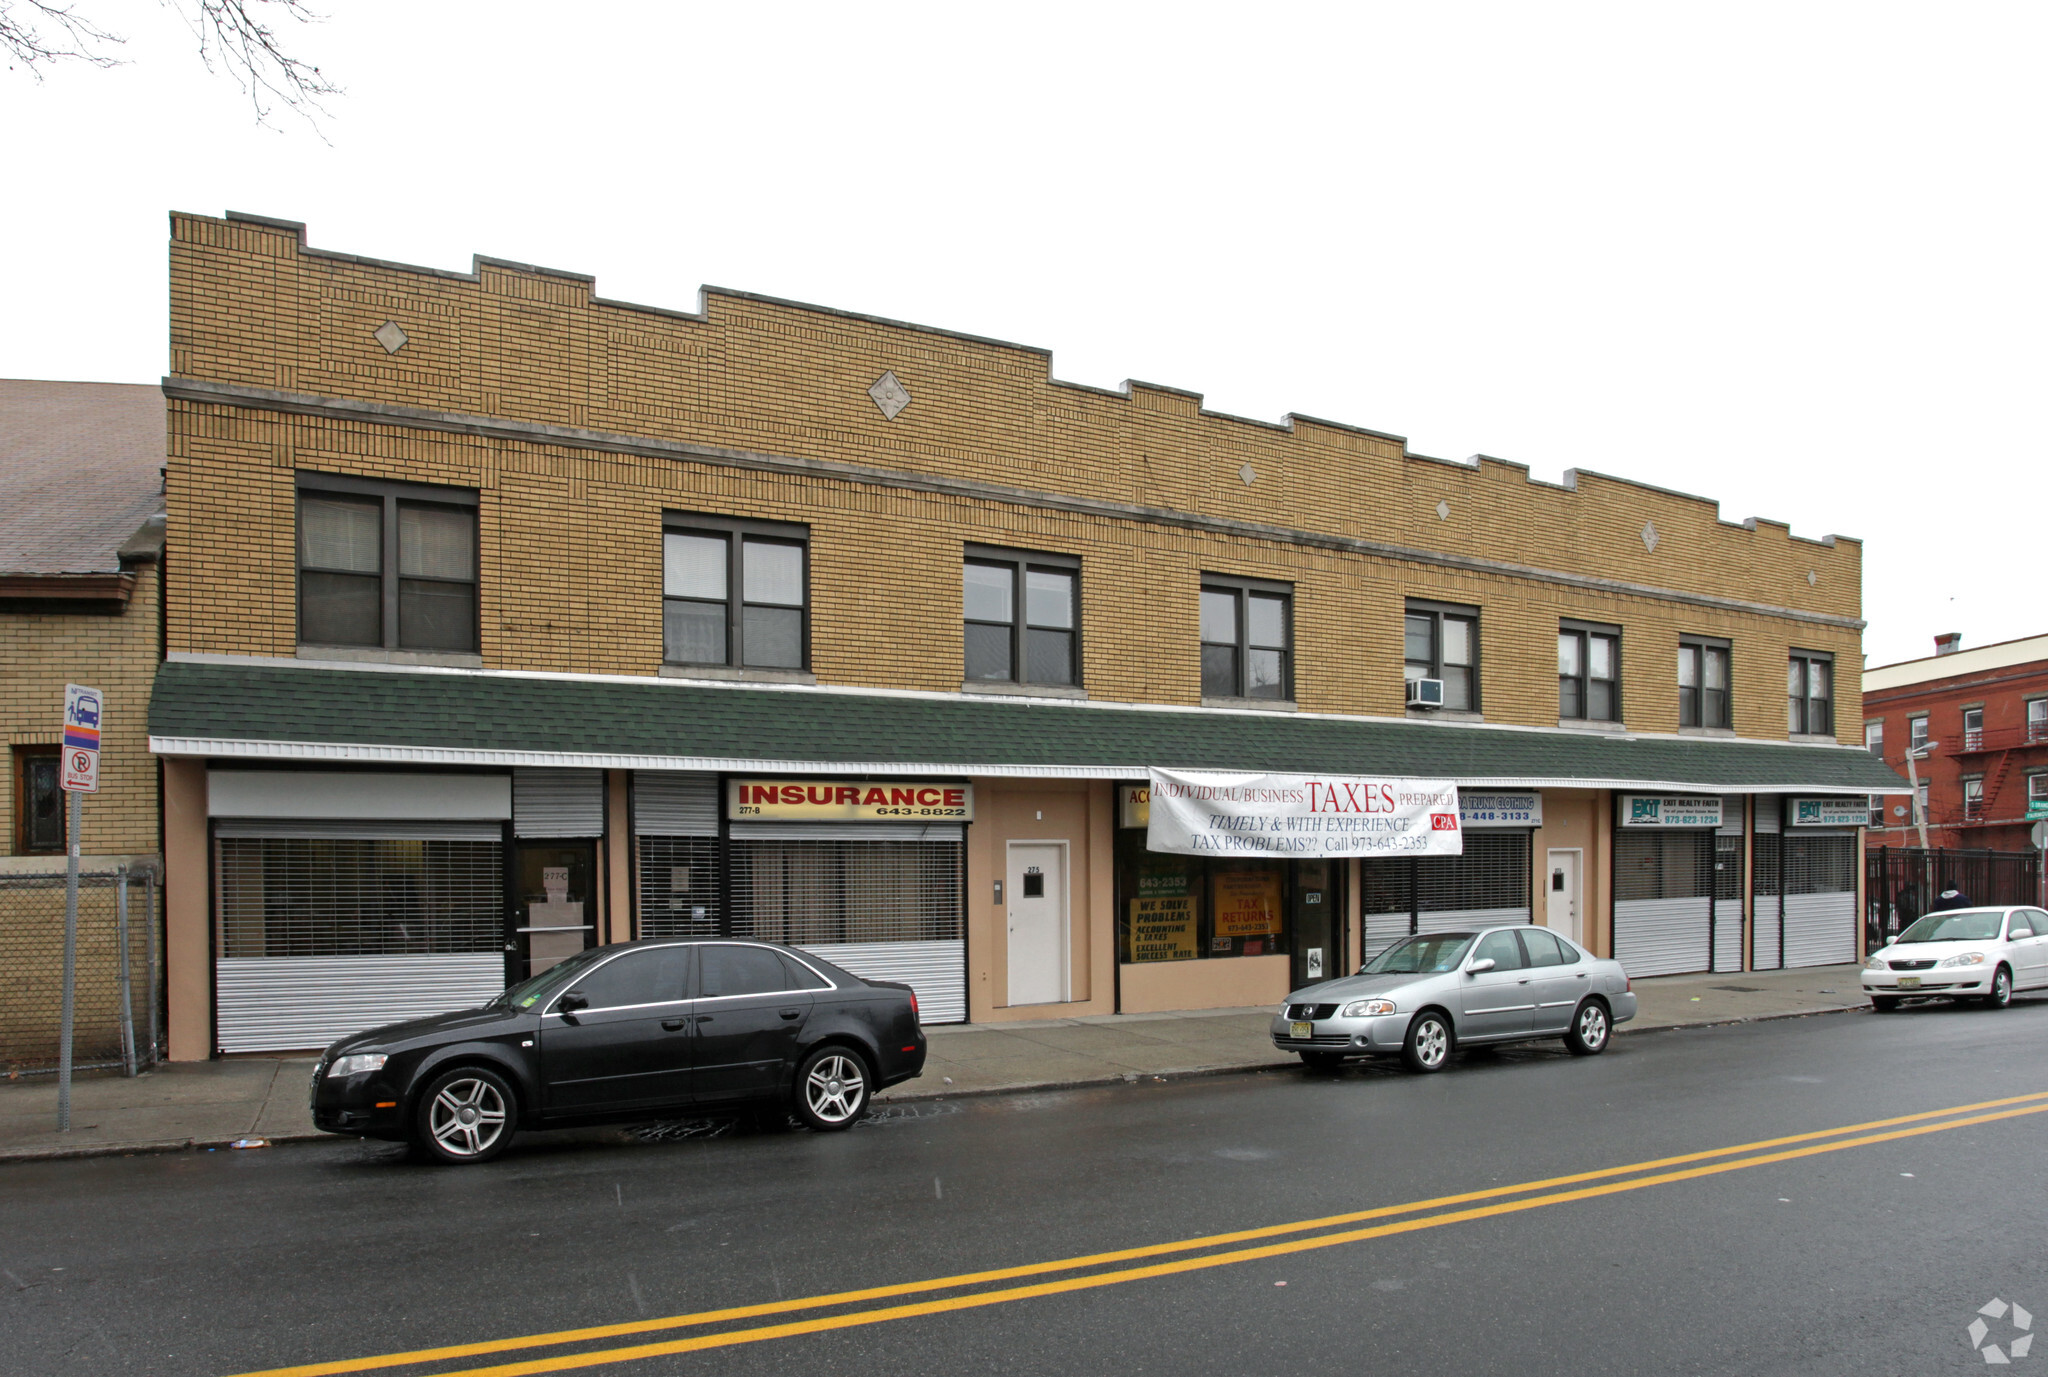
[1788,648,1835,737]
[296,472,480,653]
[12,745,65,854]
[962,544,1082,688]
[1558,618,1621,722]
[661,513,811,671]
[1200,574,1294,701]
[1404,599,1480,712]
[1678,635,1732,729]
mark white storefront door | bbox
[1007,842,1069,1006]
[1546,849,1582,945]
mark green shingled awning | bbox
[148,659,1909,796]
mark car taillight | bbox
[1626,977,1633,993]
[909,991,920,1020]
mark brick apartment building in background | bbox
[1863,632,2048,852]
[147,212,1901,1061]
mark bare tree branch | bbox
[1,0,339,128]
[170,0,340,129]
[0,1,126,76]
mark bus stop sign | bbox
[61,684,101,793]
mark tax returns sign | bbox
[1146,768,1463,858]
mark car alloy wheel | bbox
[415,1067,514,1165]
[1984,967,2013,1010]
[1565,1000,1610,1056]
[795,1048,869,1131]
[1401,1012,1451,1074]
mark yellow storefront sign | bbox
[1127,894,1197,963]
[1213,870,1282,938]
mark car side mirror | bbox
[1467,957,1496,974]
[556,990,588,1017]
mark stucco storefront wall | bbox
[965,780,1115,1023]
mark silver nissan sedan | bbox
[1270,926,1637,1073]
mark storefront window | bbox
[1115,830,1295,963]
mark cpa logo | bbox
[1969,1297,2033,1364]
[1430,813,1458,831]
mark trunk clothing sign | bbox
[1145,768,1463,857]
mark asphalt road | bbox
[5,999,2048,1377]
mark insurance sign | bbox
[1146,768,1463,858]
[61,683,102,793]
[728,779,973,821]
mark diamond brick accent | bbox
[868,371,911,420]
[373,321,408,354]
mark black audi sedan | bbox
[311,938,926,1164]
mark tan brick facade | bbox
[166,212,1863,740]
[2,560,161,860]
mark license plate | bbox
[1290,1021,1313,1039]
[1897,976,1921,989]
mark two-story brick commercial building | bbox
[2,379,166,1067]
[148,212,1905,1059]
[1864,633,2048,851]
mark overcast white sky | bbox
[4,2,2039,668]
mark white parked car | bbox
[1862,906,2048,1011]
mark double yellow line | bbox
[235,1090,2048,1377]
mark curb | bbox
[1,1003,1871,1163]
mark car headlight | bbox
[1937,952,1986,968]
[326,1053,388,1078]
[1340,999,1397,1017]
[1863,954,1889,970]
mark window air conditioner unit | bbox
[1406,678,1445,708]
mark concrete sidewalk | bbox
[0,964,1870,1162]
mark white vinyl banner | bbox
[1146,768,1464,858]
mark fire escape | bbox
[1947,722,2048,824]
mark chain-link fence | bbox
[0,867,160,1076]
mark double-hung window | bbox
[298,476,479,653]
[2030,773,2048,814]
[1963,776,1985,822]
[1677,637,1730,729]
[1200,577,1292,701]
[1559,621,1620,722]
[1962,707,1984,751]
[2029,699,2048,744]
[1788,650,1834,736]
[1909,715,1929,753]
[1865,720,1884,757]
[963,547,1079,687]
[1405,601,1478,711]
[663,516,808,670]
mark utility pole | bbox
[1905,742,1939,852]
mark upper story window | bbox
[1559,621,1620,722]
[963,547,1079,687]
[1868,794,1887,827]
[1962,707,1985,751]
[2029,699,2048,744]
[1909,714,1929,753]
[663,515,808,670]
[1865,720,1884,757]
[12,747,63,854]
[1788,650,1833,736]
[1677,636,1730,729]
[1962,776,1985,821]
[1201,576,1292,701]
[2030,773,2048,811]
[298,476,478,652]
[1405,601,1478,711]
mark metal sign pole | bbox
[57,789,80,1132]
[117,866,137,1078]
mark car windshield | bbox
[490,949,608,1010]
[1895,910,2006,944]
[1361,933,1475,975]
